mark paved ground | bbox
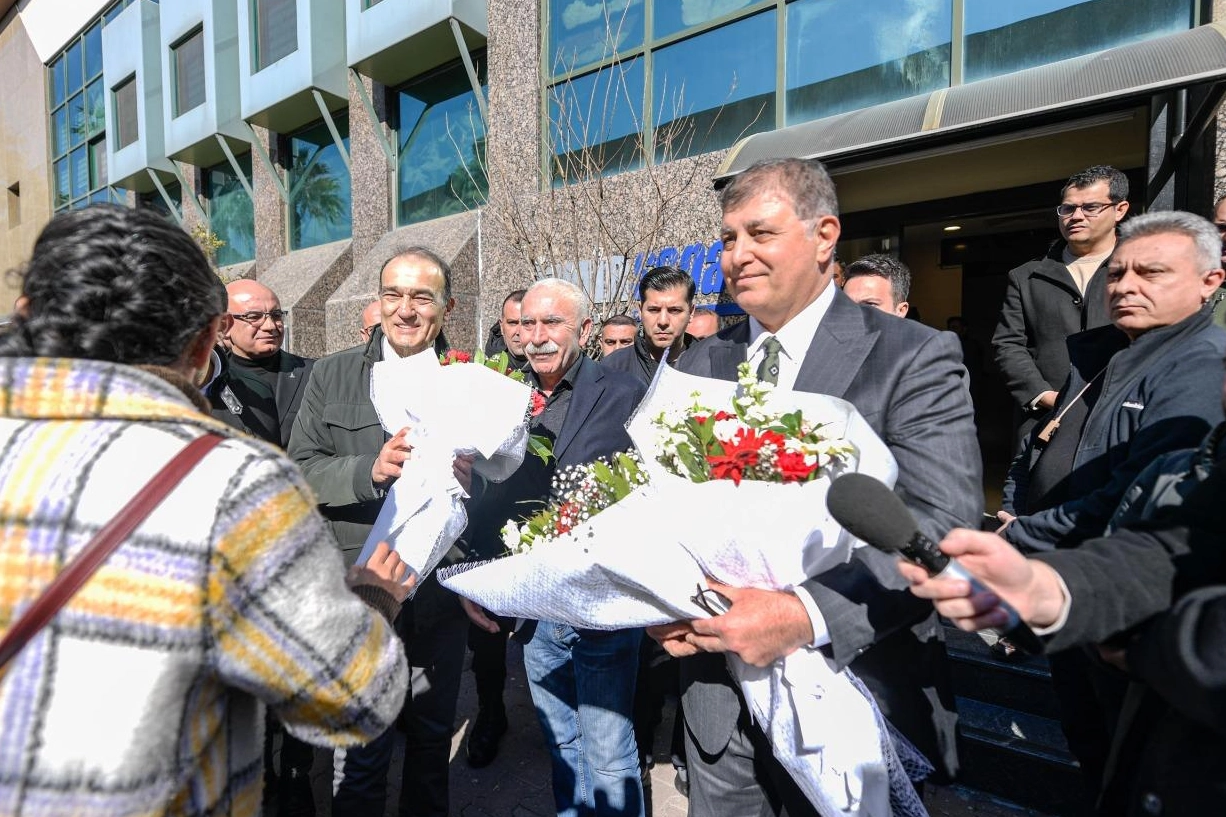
[301,640,1051,817]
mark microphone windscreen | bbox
[827,473,918,553]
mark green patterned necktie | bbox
[757,335,783,385]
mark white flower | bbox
[713,417,745,442]
[501,521,523,552]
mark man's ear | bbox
[445,297,456,317]
[13,295,29,318]
[896,301,910,318]
[1201,268,1225,300]
[218,313,234,341]
[579,317,593,347]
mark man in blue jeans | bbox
[462,278,648,816]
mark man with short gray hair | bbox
[998,210,1226,795]
[459,276,649,817]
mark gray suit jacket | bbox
[677,289,982,780]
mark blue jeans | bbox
[524,623,645,817]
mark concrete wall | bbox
[0,11,48,311]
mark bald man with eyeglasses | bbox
[207,279,314,450]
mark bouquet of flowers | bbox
[440,361,926,815]
[355,346,546,586]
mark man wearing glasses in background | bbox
[206,279,316,816]
[993,166,1129,442]
[209,279,314,451]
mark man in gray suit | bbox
[648,158,982,815]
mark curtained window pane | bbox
[254,0,298,71]
[173,28,206,115]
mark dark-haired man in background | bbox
[599,314,638,357]
[289,247,468,817]
[842,254,911,318]
[993,166,1129,442]
[603,265,696,385]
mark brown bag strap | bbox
[0,433,226,672]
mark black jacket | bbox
[601,331,689,386]
[1035,428,1226,815]
[992,242,1111,410]
[207,348,314,449]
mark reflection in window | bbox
[548,0,644,77]
[139,181,182,220]
[550,57,644,181]
[786,0,951,124]
[53,159,70,210]
[206,154,256,266]
[88,138,107,190]
[84,23,103,81]
[963,0,1194,83]
[174,28,206,116]
[288,114,351,250]
[396,57,488,227]
[254,0,298,71]
[113,75,139,149]
[652,0,755,39]
[653,10,774,162]
[85,79,105,137]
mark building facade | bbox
[1,0,1225,361]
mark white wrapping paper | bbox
[356,350,533,584]
[441,364,927,815]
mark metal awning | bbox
[715,22,1226,184]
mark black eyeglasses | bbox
[690,584,731,616]
[1056,201,1118,218]
[231,310,286,324]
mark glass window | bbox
[364,0,385,7]
[70,145,89,199]
[88,137,107,189]
[113,75,139,149]
[53,159,70,209]
[85,79,105,137]
[173,28,207,116]
[548,0,644,77]
[66,40,83,96]
[53,107,70,157]
[786,0,952,124]
[50,55,66,107]
[653,0,756,39]
[139,181,181,220]
[68,92,86,149]
[550,57,644,181]
[84,23,103,81]
[963,0,1195,83]
[653,10,775,162]
[205,153,256,266]
[253,0,298,71]
[288,114,351,250]
[396,57,488,227]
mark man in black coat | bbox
[208,279,313,449]
[205,279,315,817]
[602,265,695,385]
[992,166,1129,441]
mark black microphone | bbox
[826,472,1044,656]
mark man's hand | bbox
[346,541,416,603]
[686,580,815,667]
[461,596,501,634]
[453,453,476,494]
[995,510,1016,534]
[647,621,703,658]
[1035,390,1058,411]
[372,427,412,489]
[897,528,1065,630]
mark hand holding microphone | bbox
[827,473,1048,655]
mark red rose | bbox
[555,501,581,535]
[775,450,818,483]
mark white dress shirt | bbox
[745,282,839,648]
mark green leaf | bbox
[675,443,708,482]
[528,435,554,465]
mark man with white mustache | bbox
[459,278,648,817]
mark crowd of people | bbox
[1,157,1226,817]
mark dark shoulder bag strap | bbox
[0,433,225,672]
